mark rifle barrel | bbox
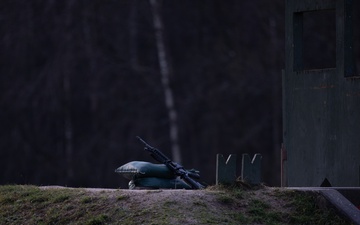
[137,136,204,189]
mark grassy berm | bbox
[0,184,351,225]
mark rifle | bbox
[136,136,205,189]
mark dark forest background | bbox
[1,0,359,188]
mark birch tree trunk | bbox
[149,0,182,163]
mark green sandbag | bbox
[128,177,192,189]
[115,161,175,180]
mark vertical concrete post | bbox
[241,154,262,185]
[216,154,237,185]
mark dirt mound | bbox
[0,185,349,224]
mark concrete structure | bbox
[283,0,360,186]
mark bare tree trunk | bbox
[63,71,74,181]
[63,0,75,182]
[129,0,140,71]
[269,18,281,186]
[82,6,99,128]
[149,0,181,163]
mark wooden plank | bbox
[336,0,355,77]
[285,1,296,72]
[292,0,335,12]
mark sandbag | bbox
[128,177,192,189]
[115,161,175,180]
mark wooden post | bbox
[281,144,287,187]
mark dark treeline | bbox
[2,0,357,188]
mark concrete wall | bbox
[283,0,360,187]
